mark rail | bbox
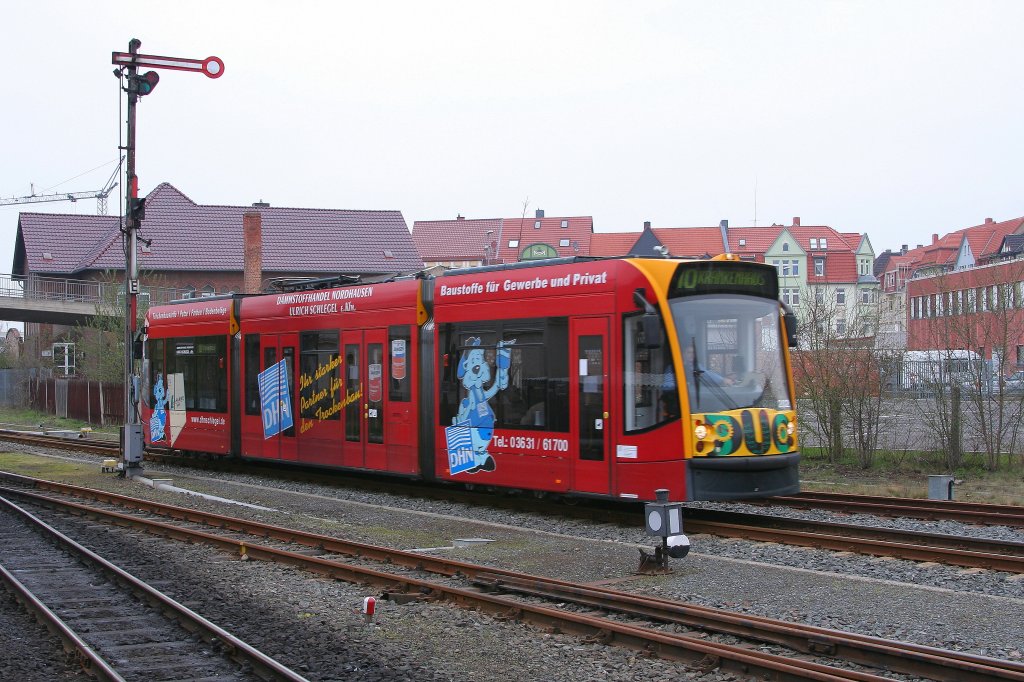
[0,272,198,307]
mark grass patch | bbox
[800,448,1024,504]
[0,406,119,436]
[0,451,114,487]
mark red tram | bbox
[142,256,800,502]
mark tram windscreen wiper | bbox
[691,338,703,409]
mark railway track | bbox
[770,491,1024,528]
[2,431,1023,572]
[1,473,1022,682]
[0,493,307,681]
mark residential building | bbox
[12,182,422,364]
[412,210,593,267]
[592,217,877,343]
[879,216,1024,356]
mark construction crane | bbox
[0,158,123,215]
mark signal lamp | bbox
[134,71,160,96]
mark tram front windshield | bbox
[669,294,791,414]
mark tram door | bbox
[340,329,388,470]
[571,317,610,494]
[260,333,298,461]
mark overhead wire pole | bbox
[111,39,224,474]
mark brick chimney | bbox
[792,216,801,226]
[243,210,263,294]
[932,233,938,245]
[643,220,651,230]
[985,217,994,224]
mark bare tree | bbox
[793,286,887,468]
[915,262,1024,471]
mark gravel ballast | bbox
[1,446,1022,680]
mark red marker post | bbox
[362,596,376,628]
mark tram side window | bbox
[166,336,227,413]
[147,338,165,405]
[438,318,568,432]
[623,315,674,432]
[299,331,340,420]
[244,334,260,415]
[388,325,411,402]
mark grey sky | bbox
[3,0,1022,292]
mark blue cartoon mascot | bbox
[150,375,167,442]
[453,337,513,473]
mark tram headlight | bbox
[694,424,708,440]
[787,421,795,436]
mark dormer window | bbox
[820,238,828,249]
[508,240,519,248]
[534,220,541,229]
[809,238,818,249]
[559,238,570,247]
[738,239,746,247]
[42,252,53,260]
[560,219,568,228]
[383,250,394,259]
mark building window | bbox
[814,258,825,276]
[809,238,818,249]
[782,288,800,306]
[508,240,519,248]
[815,289,824,304]
[925,296,931,317]
[1017,345,1024,367]
[534,220,541,229]
[782,242,789,252]
[560,219,568,228]
[836,288,846,305]
[201,284,216,297]
[861,289,871,304]
[820,238,828,249]
[182,284,196,299]
[739,239,746,247]
[979,287,987,312]
[559,239,570,247]
[836,319,846,335]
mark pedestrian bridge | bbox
[0,273,194,326]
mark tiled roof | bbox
[15,213,120,275]
[728,227,782,253]
[651,227,725,257]
[965,217,1023,260]
[589,231,641,256]
[15,183,422,277]
[412,218,504,261]
[412,214,594,262]
[495,216,593,261]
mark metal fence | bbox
[0,272,195,307]
[0,369,31,408]
[28,376,124,425]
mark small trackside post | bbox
[639,488,689,574]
